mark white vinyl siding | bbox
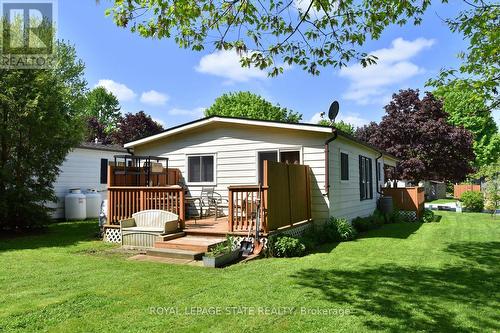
[49,148,127,219]
[134,123,330,222]
[329,137,383,220]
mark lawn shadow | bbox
[0,221,99,252]
[357,222,423,240]
[307,241,340,254]
[291,241,500,332]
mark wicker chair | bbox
[120,210,179,248]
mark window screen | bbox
[188,155,214,183]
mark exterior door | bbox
[258,151,278,184]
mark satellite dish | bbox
[328,101,339,122]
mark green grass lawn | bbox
[1,212,499,332]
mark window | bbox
[280,151,300,165]
[100,158,108,184]
[257,149,301,183]
[377,162,382,181]
[187,155,215,184]
[340,152,349,181]
[359,155,373,200]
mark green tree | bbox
[434,81,500,167]
[84,87,121,136]
[428,3,499,110]
[205,91,301,123]
[105,1,497,83]
[0,42,87,231]
[318,118,355,135]
[474,158,500,216]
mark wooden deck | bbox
[184,216,231,235]
[183,216,263,236]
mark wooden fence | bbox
[228,161,312,233]
[382,187,425,218]
[454,184,481,199]
[107,186,185,226]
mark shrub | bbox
[352,209,386,233]
[329,217,357,241]
[461,191,484,212]
[422,209,435,223]
[270,236,306,258]
[352,216,374,232]
[372,209,385,226]
[484,178,500,216]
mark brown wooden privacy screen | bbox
[453,184,481,199]
[265,161,312,231]
[382,187,425,218]
[108,165,181,187]
[227,161,312,233]
[107,186,185,226]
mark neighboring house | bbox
[49,142,128,219]
[123,116,398,222]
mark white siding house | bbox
[49,143,128,219]
[125,116,397,222]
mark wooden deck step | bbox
[146,248,204,260]
[159,231,186,241]
[154,235,226,252]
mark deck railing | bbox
[228,161,312,234]
[107,186,185,226]
[228,185,268,233]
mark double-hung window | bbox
[359,155,373,200]
[187,155,215,184]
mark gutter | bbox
[375,152,383,195]
[324,128,338,197]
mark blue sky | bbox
[57,1,482,129]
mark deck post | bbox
[139,189,144,211]
[228,189,233,232]
[179,189,185,229]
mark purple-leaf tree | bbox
[112,111,164,145]
[85,117,113,144]
[356,89,475,183]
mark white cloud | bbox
[339,37,435,105]
[309,111,369,128]
[168,107,206,118]
[140,90,169,106]
[152,118,166,127]
[195,50,268,83]
[309,112,324,124]
[337,112,370,128]
[294,0,338,18]
[95,79,136,102]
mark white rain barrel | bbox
[85,189,102,219]
[65,188,86,220]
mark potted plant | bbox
[202,236,241,268]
